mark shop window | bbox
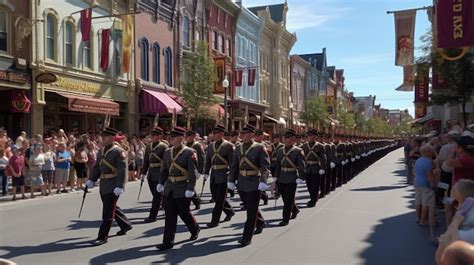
[46,14,57,61]
[152,42,160,83]
[0,6,10,54]
[164,47,172,86]
[65,21,75,66]
[182,16,190,48]
[140,37,149,81]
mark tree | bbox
[416,29,474,127]
[299,96,328,128]
[354,112,367,132]
[180,41,218,125]
[335,99,355,130]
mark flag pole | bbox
[91,11,141,20]
[386,6,430,14]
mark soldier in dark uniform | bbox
[301,130,326,207]
[329,137,337,191]
[86,127,132,246]
[228,125,271,247]
[224,131,231,141]
[254,129,269,206]
[270,133,284,177]
[274,129,306,226]
[185,131,204,210]
[203,125,235,228]
[156,126,200,251]
[140,127,168,223]
[335,137,346,187]
[230,131,240,145]
[322,133,333,196]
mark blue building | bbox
[299,48,328,98]
[231,1,266,130]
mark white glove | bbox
[156,184,164,193]
[113,187,124,196]
[227,182,236,190]
[196,173,201,180]
[341,161,346,166]
[351,158,355,162]
[356,155,360,159]
[85,180,95,189]
[345,159,349,164]
[330,162,335,169]
[140,174,147,180]
[185,190,195,198]
[296,178,304,184]
[203,174,210,180]
[319,169,325,175]
[258,182,269,191]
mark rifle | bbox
[200,177,206,198]
[78,186,88,218]
[137,173,145,201]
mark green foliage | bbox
[180,41,218,121]
[335,99,355,130]
[299,96,328,128]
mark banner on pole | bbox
[80,8,92,42]
[437,0,474,48]
[414,70,429,103]
[394,10,416,66]
[234,69,243,87]
[248,69,256,86]
[121,15,132,74]
[395,65,415,91]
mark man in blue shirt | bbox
[55,142,71,193]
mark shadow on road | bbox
[350,185,407,192]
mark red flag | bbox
[100,29,111,71]
[437,0,474,48]
[414,70,429,103]
[235,69,243,86]
[80,8,92,41]
[9,90,31,113]
[248,68,256,86]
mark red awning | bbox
[56,92,119,116]
[140,89,183,114]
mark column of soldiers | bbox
[85,124,401,248]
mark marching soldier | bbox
[274,129,306,226]
[86,127,132,246]
[203,125,235,228]
[270,133,284,177]
[254,129,269,205]
[230,131,240,145]
[329,137,337,191]
[322,133,334,197]
[301,130,326,207]
[156,126,200,251]
[185,130,204,210]
[140,127,168,223]
[228,125,271,247]
[335,137,346,187]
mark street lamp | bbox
[223,75,230,130]
[289,98,294,129]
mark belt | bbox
[240,170,259,177]
[272,158,278,162]
[281,167,296,172]
[307,161,319,165]
[168,176,188,183]
[150,163,162,168]
[212,165,228,170]
[100,173,115,179]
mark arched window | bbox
[219,34,224,53]
[46,14,57,60]
[140,37,149,81]
[164,47,172,86]
[152,42,160,83]
[83,33,92,69]
[226,37,231,57]
[182,16,190,47]
[0,6,11,53]
[65,21,75,65]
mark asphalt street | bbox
[0,148,438,265]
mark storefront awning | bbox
[141,89,183,114]
[56,92,119,116]
[263,115,286,125]
[415,113,433,124]
[278,117,286,125]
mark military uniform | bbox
[335,140,346,187]
[157,127,200,250]
[255,129,269,205]
[270,137,284,176]
[323,138,333,196]
[141,127,168,223]
[301,130,327,207]
[274,130,306,225]
[204,125,235,227]
[186,131,205,209]
[229,125,271,246]
[89,127,132,246]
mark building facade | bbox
[134,0,181,134]
[206,0,239,130]
[290,55,307,129]
[232,1,265,130]
[354,95,376,119]
[249,2,296,131]
[30,0,136,135]
[0,0,32,136]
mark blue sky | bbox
[247,0,433,116]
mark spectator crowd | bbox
[404,125,474,265]
[0,127,160,201]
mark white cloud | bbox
[245,0,350,31]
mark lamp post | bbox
[289,98,294,130]
[222,75,230,130]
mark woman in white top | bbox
[28,145,46,197]
[42,144,56,195]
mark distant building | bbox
[354,95,376,119]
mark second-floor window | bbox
[83,39,92,69]
[226,38,231,57]
[152,42,160,83]
[219,35,224,53]
[65,21,75,65]
[140,38,149,81]
[212,31,218,50]
[0,7,9,53]
[46,14,57,61]
[183,16,190,47]
[164,47,172,86]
